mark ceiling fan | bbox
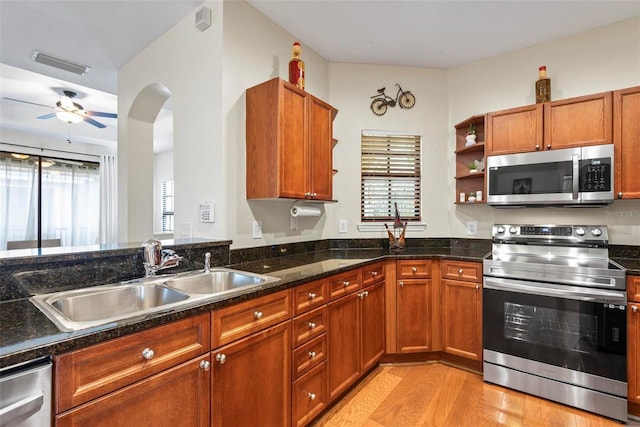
[4,90,117,128]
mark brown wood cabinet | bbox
[441,260,482,362]
[614,86,640,199]
[629,276,640,414]
[360,280,385,372]
[292,362,327,427]
[486,92,612,156]
[396,260,436,353]
[454,115,487,204]
[211,321,291,427]
[54,313,210,413]
[56,356,210,427]
[246,78,337,200]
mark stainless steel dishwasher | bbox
[0,357,52,427]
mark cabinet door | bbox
[308,96,334,201]
[56,356,210,427]
[328,292,360,401]
[614,86,640,199]
[211,322,291,427]
[442,279,482,361]
[544,91,612,150]
[629,301,640,404]
[279,83,309,199]
[397,279,432,353]
[486,104,543,155]
[360,281,385,372]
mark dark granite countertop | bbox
[2,246,637,368]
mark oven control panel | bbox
[493,224,608,241]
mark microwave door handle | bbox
[572,153,579,200]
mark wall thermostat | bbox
[199,202,214,223]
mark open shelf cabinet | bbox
[454,114,486,204]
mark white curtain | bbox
[99,154,118,245]
[0,157,38,249]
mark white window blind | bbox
[361,131,421,222]
[161,181,174,232]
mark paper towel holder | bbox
[290,200,322,217]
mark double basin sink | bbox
[30,268,281,332]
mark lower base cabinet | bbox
[211,321,291,427]
[292,362,328,427]
[56,356,210,427]
[442,279,482,361]
[328,291,361,400]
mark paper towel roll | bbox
[290,205,321,217]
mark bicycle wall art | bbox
[369,83,416,116]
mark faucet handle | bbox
[204,252,211,272]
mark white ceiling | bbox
[1,0,639,151]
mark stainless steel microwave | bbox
[486,144,614,207]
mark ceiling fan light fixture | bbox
[31,50,91,75]
[56,111,83,124]
[10,153,29,160]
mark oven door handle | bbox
[484,276,627,304]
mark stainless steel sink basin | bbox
[31,283,191,331]
[30,268,280,332]
[164,268,279,295]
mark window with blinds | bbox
[161,181,174,232]
[361,131,421,222]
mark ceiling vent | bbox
[31,51,90,75]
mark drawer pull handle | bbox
[343,281,350,287]
[308,322,316,329]
[308,351,316,359]
[142,348,155,360]
[633,306,638,313]
[216,353,227,364]
[308,292,317,300]
[458,269,464,274]
[308,392,317,400]
[371,271,378,276]
[254,311,264,320]
[200,360,210,371]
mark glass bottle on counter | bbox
[288,42,305,90]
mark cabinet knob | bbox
[363,291,369,297]
[343,281,350,287]
[308,351,316,359]
[535,145,540,150]
[618,192,623,199]
[633,306,638,313]
[476,285,480,290]
[371,271,378,277]
[547,144,551,149]
[458,269,464,274]
[412,267,417,273]
[308,392,317,401]
[200,360,211,371]
[308,292,317,300]
[399,281,404,288]
[216,353,227,364]
[308,322,316,329]
[142,348,155,360]
[253,311,264,320]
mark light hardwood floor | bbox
[313,363,634,426]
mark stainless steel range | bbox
[483,224,627,422]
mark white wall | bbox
[446,17,640,245]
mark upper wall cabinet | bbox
[613,86,640,199]
[486,91,613,156]
[246,78,337,201]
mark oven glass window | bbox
[484,288,626,382]
[488,161,573,195]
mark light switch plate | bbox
[339,219,348,233]
[466,221,478,236]
[252,220,263,239]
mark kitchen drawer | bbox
[293,278,328,315]
[54,313,210,413]
[396,259,432,279]
[362,261,385,287]
[292,362,327,427]
[441,260,482,283]
[628,276,640,303]
[292,334,327,379]
[328,269,361,301]
[212,289,291,348]
[292,305,328,348]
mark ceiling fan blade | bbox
[83,116,106,128]
[37,113,57,119]
[86,111,117,118]
[3,97,52,109]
